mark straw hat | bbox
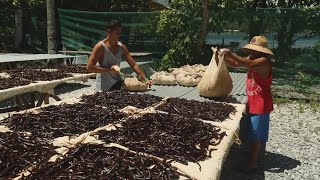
[242,36,274,55]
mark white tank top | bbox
[96,41,123,91]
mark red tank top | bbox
[246,68,273,114]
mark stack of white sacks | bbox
[150,64,207,87]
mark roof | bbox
[0,54,77,63]
[143,72,247,104]
[152,0,170,8]
[120,61,154,69]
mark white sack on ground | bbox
[176,72,202,87]
[190,64,207,76]
[168,68,188,77]
[122,77,148,91]
[169,64,207,77]
[180,64,207,76]
[150,71,176,85]
[197,47,233,97]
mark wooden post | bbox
[47,0,57,54]
[14,8,24,51]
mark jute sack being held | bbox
[197,47,233,97]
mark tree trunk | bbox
[14,9,24,51]
[276,17,295,65]
[248,0,267,41]
[197,0,209,50]
[248,18,264,40]
[47,0,57,54]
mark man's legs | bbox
[248,142,261,169]
[247,113,270,170]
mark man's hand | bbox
[137,75,153,88]
[220,48,232,58]
[219,48,230,53]
[146,79,153,88]
[111,65,120,72]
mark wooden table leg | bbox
[36,93,46,107]
[36,93,62,107]
[30,92,36,108]
[44,93,50,104]
[50,94,61,101]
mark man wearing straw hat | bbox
[223,36,274,173]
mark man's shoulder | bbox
[94,41,104,48]
[119,42,129,53]
[118,41,127,49]
[92,42,105,55]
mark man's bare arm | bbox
[226,52,269,68]
[224,57,240,67]
[122,45,147,81]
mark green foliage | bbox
[310,98,319,112]
[298,100,305,113]
[0,0,45,9]
[294,72,320,91]
[225,2,319,63]
[56,0,156,12]
[289,42,320,90]
[262,6,319,63]
[303,6,320,36]
[273,97,290,105]
[157,0,203,69]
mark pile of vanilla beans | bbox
[5,68,71,81]
[0,76,31,90]
[0,132,55,179]
[156,97,236,122]
[0,65,90,90]
[81,90,163,109]
[2,103,125,139]
[49,64,89,74]
[98,113,226,165]
[25,144,183,180]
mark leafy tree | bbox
[157,0,245,69]
[56,0,159,12]
[157,0,203,69]
[239,1,319,63]
[0,0,46,52]
[0,0,46,9]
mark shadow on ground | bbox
[220,146,301,180]
[263,152,301,173]
[55,82,91,95]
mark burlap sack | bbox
[150,71,176,85]
[197,47,233,97]
[122,77,148,91]
[176,72,202,87]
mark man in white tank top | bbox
[86,20,152,91]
